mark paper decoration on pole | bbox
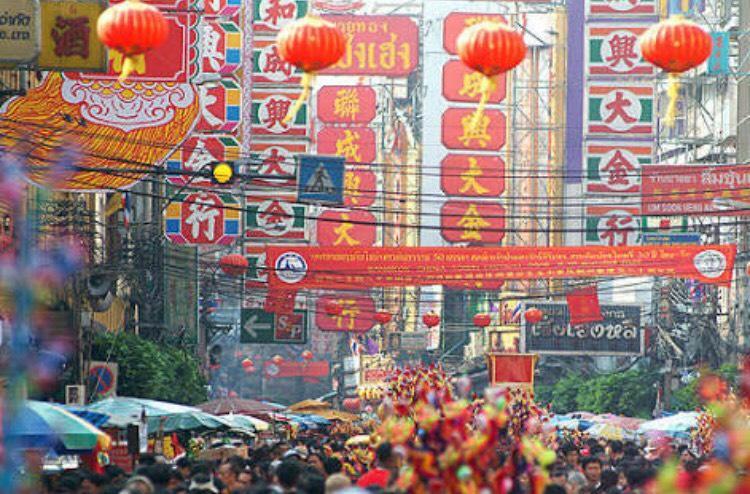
[639,17,712,126]
[96,0,169,80]
[488,353,537,387]
[276,15,346,124]
[219,253,248,276]
[565,285,603,326]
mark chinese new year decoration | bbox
[271,355,284,366]
[241,358,254,374]
[422,312,440,328]
[218,253,248,276]
[639,17,712,126]
[301,350,313,361]
[374,311,392,325]
[96,0,169,80]
[343,397,361,412]
[524,307,543,324]
[473,313,491,328]
[324,300,343,316]
[456,21,526,130]
[276,16,346,124]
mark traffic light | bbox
[210,161,235,185]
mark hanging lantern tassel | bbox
[664,72,680,128]
[283,72,314,125]
[470,76,497,132]
[120,54,146,82]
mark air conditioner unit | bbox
[65,385,85,406]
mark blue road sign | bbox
[297,155,344,205]
[707,32,730,76]
[642,233,701,245]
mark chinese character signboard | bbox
[586,0,657,16]
[245,195,308,241]
[344,167,377,207]
[442,108,507,151]
[586,83,654,136]
[707,32,730,76]
[245,246,269,288]
[317,127,377,163]
[200,19,241,75]
[321,15,419,76]
[252,38,301,84]
[360,354,395,384]
[441,201,505,244]
[251,89,308,136]
[315,294,375,332]
[585,142,650,195]
[253,0,308,33]
[317,86,377,124]
[165,191,241,245]
[297,155,345,205]
[316,209,377,246]
[38,0,107,71]
[195,79,241,133]
[641,164,750,216]
[241,308,307,344]
[166,135,240,186]
[586,25,652,76]
[442,60,506,104]
[522,302,643,356]
[249,140,304,188]
[441,154,505,197]
[585,206,641,246]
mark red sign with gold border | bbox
[442,60,507,104]
[441,108,506,151]
[317,86,377,124]
[440,201,506,244]
[317,127,377,163]
[317,209,377,247]
[441,154,505,197]
[315,294,376,332]
[443,12,507,55]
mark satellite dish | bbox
[87,274,112,298]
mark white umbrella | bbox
[638,412,699,435]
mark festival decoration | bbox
[241,358,254,369]
[324,300,344,317]
[639,17,712,126]
[473,313,491,328]
[422,312,440,328]
[301,350,314,361]
[374,311,392,325]
[276,16,346,124]
[218,253,248,276]
[96,0,170,80]
[524,308,543,324]
[271,355,284,366]
[456,20,526,130]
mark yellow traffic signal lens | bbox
[212,162,233,184]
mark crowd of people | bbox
[36,433,702,494]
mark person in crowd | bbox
[274,459,303,494]
[355,443,397,489]
[581,457,603,491]
[323,473,351,493]
[606,441,625,468]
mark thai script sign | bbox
[0,0,39,64]
[321,15,418,76]
[522,303,643,356]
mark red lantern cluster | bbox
[457,21,527,77]
[219,253,248,277]
[301,350,313,361]
[374,311,392,325]
[422,312,440,328]
[96,0,169,79]
[277,16,346,73]
[524,308,543,324]
[640,17,712,74]
[473,313,491,328]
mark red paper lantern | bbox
[228,390,238,398]
[219,253,248,277]
[473,313,491,328]
[374,311,392,325]
[301,350,313,361]
[276,16,346,124]
[244,365,255,374]
[422,312,440,328]
[96,0,169,79]
[271,355,284,366]
[524,308,543,324]
[457,20,526,77]
[640,18,712,74]
[241,358,254,369]
[325,300,343,316]
[343,397,361,412]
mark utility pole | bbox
[737,0,750,351]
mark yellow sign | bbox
[0,0,40,64]
[38,0,106,71]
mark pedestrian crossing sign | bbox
[297,155,345,205]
